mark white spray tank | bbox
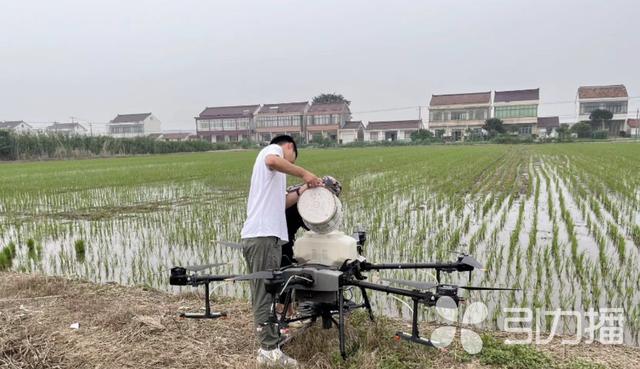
[294,187,358,267]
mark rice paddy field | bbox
[1,143,639,345]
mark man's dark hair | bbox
[270,135,298,158]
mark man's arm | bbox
[285,184,307,208]
[265,155,322,187]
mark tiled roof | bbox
[537,116,560,129]
[430,92,491,106]
[198,105,260,119]
[111,113,152,123]
[628,119,640,128]
[257,102,308,114]
[47,122,87,130]
[494,88,539,103]
[342,121,364,130]
[578,85,628,99]
[0,121,29,129]
[366,120,422,131]
[308,102,350,114]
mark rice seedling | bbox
[1,143,639,344]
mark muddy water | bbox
[2,156,640,345]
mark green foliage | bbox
[570,122,592,138]
[592,130,608,139]
[312,93,350,105]
[483,118,505,136]
[589,109,613,122]
[74,240,86,262]
[0,131,233,161]
[556,124,571,141]
[409,129,434,142]
[477,334,552,369]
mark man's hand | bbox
[303,171,323,188]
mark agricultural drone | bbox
[169,187,517,359]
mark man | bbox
[241,135,322,367]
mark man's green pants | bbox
[242,236,282,350]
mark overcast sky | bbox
[1,0,639,131]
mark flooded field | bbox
[1,144,639,344]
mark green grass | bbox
[1,143,640,345]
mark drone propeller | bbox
[459,255,483,270]
[216,240,245,250]
[459,286,519,291]
[382,278,438,291]
[383,278,518,292]
[183,262,229,272]
[225,271,276,281]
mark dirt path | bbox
[1,272,639,369]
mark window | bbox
[518,125,532,135]
[370,131,379,141]
[450,111,468,120]
[430,111,444,122]
[580,102,627,115]
[495,105,537,119]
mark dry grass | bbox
[1,272,638,369]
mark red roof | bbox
[495,88,539,103]
[578,85,628,99]
[198,105,260,119]
[366,120,422,131]
[342,121,364,130]
[111,113,152,123]
[537,116,560,129]
[307,102,350,115]
[257,102,308,115]
[628,119,640,128]
[430,92,491,107]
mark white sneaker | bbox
[256,348,298,368]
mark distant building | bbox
[161,132,197,142]
[0,120,33,134]
[627,119,640,137]
[255,102,309,143]
[428,92,491,141]
[576,84,628,135]
[338,121,365,144]
[305,102,351,142]
[46,122,88,135]
[365,120,422,142]
[536,116,560,138]
[109,113,161,138]
[494,88,539,135]
[195,105,259,143]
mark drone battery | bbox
[294,231,359,267]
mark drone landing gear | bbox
[393,298,435,348]
[180,282,227,319]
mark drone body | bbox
[169,188,517,359]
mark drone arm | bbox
[361,261,464,271]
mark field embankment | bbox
[1,272,638,369]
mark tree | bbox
[570,121,592,138]
[589,109,613,131]
[482,118,505,137]
[556,123,570,141]
[312,93,350,105]
[410,129,434,142]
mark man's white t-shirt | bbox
[241,144,288,242]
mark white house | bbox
[0,120,33,133]
[46,122,88,135]
[364,120,423,142]
[338,121,365,144]
[108,113,161,138]
[576,85,628,135]
[627,119,640,137]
